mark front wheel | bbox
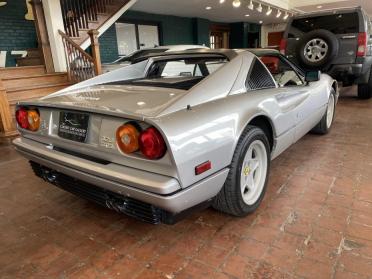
[312,89,336,134]
[213,126,270,216]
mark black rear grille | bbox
[30,161,166,224]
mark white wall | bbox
[261,23,287,48]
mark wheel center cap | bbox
[244,166,251,176]
[311,46,320,55]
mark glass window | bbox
[260,56,304,87]
[246,59,276,90]
[288,12,359,38]
[205,60,227,74]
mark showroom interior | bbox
[1,0,372,278]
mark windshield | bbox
[289,12,359,38]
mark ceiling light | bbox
[248,0,254,10]
[266,6,272,16]
[317,5,322,8]
[205,6,212,10]
[245,14,250,17]
[219,0,225,3]
[256,3,262,13]
[232,0,241,8]
[276,9,282,18]
[283,12,289,20]
[259,20,263,24]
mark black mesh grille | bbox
[247,59,276,90]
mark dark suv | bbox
[281,7,372,99]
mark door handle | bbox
[341,35,356,39]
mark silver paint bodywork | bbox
[13,49,338,213]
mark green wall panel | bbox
[0,0,37,67]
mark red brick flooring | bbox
[1,86,372,279]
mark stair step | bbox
[0,65,46,78]
[2,73,69,90]
[17,57,43,67]
[8,82,72,104]
[26,49,41,58]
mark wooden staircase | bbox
[0,66,72,137]
[16,48,43,67]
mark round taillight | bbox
[16,108,29,129]
[116,123,140,154]
[139,127,166,160]
[27,110,40,131]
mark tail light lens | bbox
[279,38,287,55]
[139,127,166,160]
[16,108,29,129]
[357,32,367,57]
[16,107,40,131]
[116,123,140,154]
[27,110,40,131]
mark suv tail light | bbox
[279,38,287,55]
[15,107,40,131]
[139,127,166,160]
[357,32,367,57]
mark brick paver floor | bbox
[1,86,372,278]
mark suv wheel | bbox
[358,69,372,99]
[297,29,339,69]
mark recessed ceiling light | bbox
[256,3,262,13]
[266,6,272,16]
[232,0,241,8]
[248,0,254,10]
[317,5,323,8]
[259,20,263,24]
[245,14,250,17]
[205,6,212,10]
[219,0,225,3]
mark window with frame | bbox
[246,58,276,90]
[260,55,304,87]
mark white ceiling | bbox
[295,0,372,16]
[131,0,292,24]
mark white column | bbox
[42,0,67,72]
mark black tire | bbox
[213,126,270,216]
[358,69,372,99]
[312,89,336,134]
[297,29,339,70]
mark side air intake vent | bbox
[247,58,276,90]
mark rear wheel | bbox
[358,69,372,99]
[213,126,270,216]
[312,89,336,134]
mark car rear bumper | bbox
[327,63,363,78]
[13,137,228,214]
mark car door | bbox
[260,54,321,143]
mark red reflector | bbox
[357,32,367,57]
[195,161,212,175]
[16,107,29,129]
[279,38,287,55]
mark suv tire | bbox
[297,29,339,69]
[358,69,372,99]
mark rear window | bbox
[288,12,359,38]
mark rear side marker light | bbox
[116,123,140,154]
[357,32,367,57]
[195,161,212,175]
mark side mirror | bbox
[305,71,321,83]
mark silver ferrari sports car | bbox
[13,49,338,224]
